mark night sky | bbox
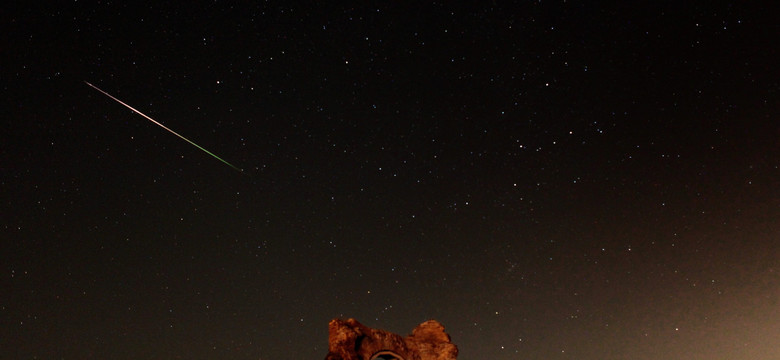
[3,2,779,359]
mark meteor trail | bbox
[85,81,243,173]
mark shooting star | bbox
[85,81,244,173]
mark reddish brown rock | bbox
[324,318,457,360]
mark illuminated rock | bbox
[324,318,457,360]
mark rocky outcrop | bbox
[324,318,457,360]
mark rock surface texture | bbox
[324,318,458,360]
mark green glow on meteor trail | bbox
[85,81,244,174]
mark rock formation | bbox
[324,318,457,360]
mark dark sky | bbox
[3,2,779,359]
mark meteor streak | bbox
[85,81,243,173]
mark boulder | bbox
[324,318,457,360]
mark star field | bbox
[3,2,779,359]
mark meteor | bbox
[85,81,243,173]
